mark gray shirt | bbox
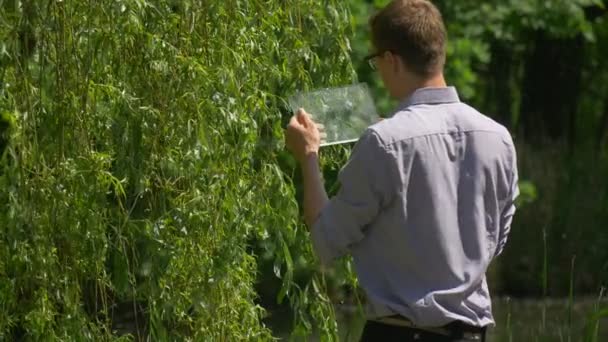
[311,87,519,328]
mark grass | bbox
[584,288,607,342]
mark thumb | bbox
[296,108,312,126]
[289,115,299,127]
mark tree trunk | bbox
[486,40,515,130]
[519,31,585,145]
[597,96,608,151]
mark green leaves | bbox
[1,0,354,340]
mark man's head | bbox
[368,0,447,99]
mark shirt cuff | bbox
[310,214,335,267]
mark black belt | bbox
[372,315,485,339]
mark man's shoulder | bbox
[366,106,434,147]
[368,102,514,148]
[455,102,514,144]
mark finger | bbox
[296,108,307,120]
[319,132,328,139]
[288,115,302,130]
[297,108,317,126]
[296,108,308,116]
[304,110,317,124]
[296,108,308,125]
[316,123,325,131]
[289,115,299,125]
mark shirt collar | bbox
[399,86,460,109]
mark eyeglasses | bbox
[364,52,383,70]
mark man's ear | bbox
[386,51,402,74]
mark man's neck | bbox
[397,73,447,102]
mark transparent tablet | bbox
[288,83,379,146]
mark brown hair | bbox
[370,0,447,76]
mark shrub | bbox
[0,0,355,340]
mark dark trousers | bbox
[359,320,486,342]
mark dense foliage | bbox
[0,0,354,339]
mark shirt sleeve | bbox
[310,129,396,266]
[495,143,519,257]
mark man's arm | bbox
[285,110,396,265]
[284,109,327,227]
[300,153,328,227]
[495,143,519,257]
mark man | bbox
[285,0,519,341]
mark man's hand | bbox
[285,108,325,163]
[284,108,329,227]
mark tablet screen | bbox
[288,83,379,146]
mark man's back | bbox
[287,1,518,338]
[311,87,519,327]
